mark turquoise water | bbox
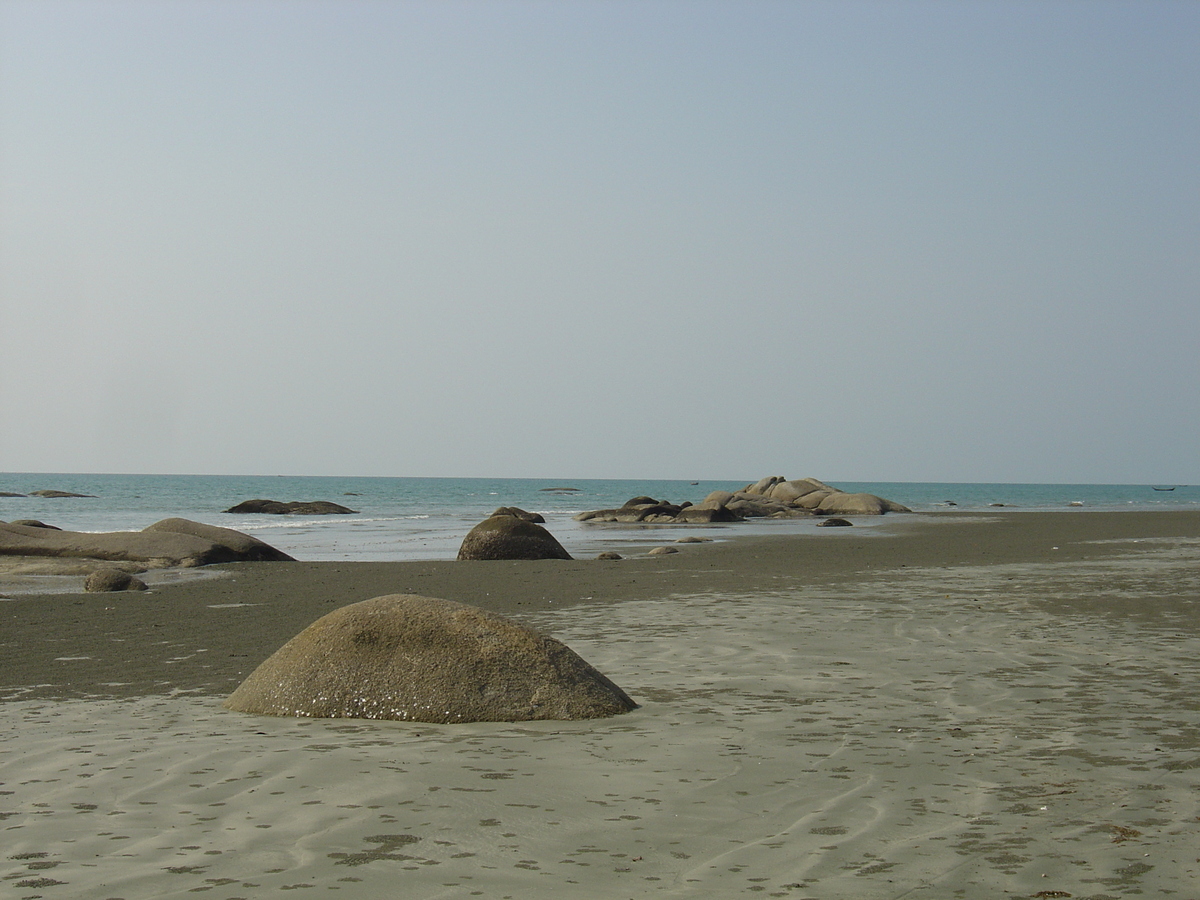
[2,473,1196,562]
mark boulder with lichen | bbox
[224,594,636,723]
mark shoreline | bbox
[2,509,1199,898]
[3,509,1199,701]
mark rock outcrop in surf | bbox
[224,499,358,515]
[574,477,909,524]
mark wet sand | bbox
[2,511,1199,898]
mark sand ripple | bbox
[3,549,1199,898]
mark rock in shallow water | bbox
[224,499,357,515]
[224,594,637,723]
[573,476,908,524]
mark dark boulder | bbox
[490,506,545,523]
[573,477,908,524]
[84,568,148,592]
[457,514,572,561]
[224,594,636,723]
[224,499,358,515]
[817,517,854,527]
[29,490,96,498]
[143,518,295,562]
[0,518,294,568]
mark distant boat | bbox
[1152,486,1176,491]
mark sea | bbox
[2,473,1196,563]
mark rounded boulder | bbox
[84,568,148,592]
[224,594,636,723]
[457,514,572,561]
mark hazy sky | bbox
[2,0,1197,482]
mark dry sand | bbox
[2,511,1199,898]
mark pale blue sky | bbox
[2,0,1197,482]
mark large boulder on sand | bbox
[84,568,148,592]
[142,518,294,562]
[457,514,572,560]
[224,594,637,723]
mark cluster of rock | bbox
[9,476,907,723]
[457,509,571,561]
[716,476,911,516]
[225,594,636,723]
[224,499,358,515]
[0,517,294,587]
[575,476,909,524]
[574,496,740,525]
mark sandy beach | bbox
[2,510,1199,898]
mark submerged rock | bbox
[224,499,357,515]
[224,594,637,723]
